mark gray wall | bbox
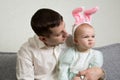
[0,0,120,52]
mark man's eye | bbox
[56,34,61,37]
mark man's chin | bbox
[55,39,66,45]
[63,38,67,42]
[58,41,65,45]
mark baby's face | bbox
[74,24,95,50]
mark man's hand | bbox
[73,76,81,80]
[76,67,104,80]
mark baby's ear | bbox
[74,38,79,45]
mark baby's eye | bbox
[83,36,89,38]
[92,35,95,38]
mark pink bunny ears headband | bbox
[72,6,99,37]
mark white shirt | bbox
[16,35,72,80]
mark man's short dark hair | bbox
[31,8,63,37]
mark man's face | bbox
[43,21,68,46]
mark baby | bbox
[58,7,103,80]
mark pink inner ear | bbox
[72,7,83,16]
[72,7,85,25]
[84,7,98,15]
[84,7,98,22]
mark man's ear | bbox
[39,36,47,42]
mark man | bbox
[16,8,104,80]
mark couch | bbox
[0,43,120,80]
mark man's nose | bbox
[63,30,68,38]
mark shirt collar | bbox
[33,35,46,48]
[34,35,55,49]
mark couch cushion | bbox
[0,52,17,80]
[95,43,120,80]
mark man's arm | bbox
[16,46,34,80]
